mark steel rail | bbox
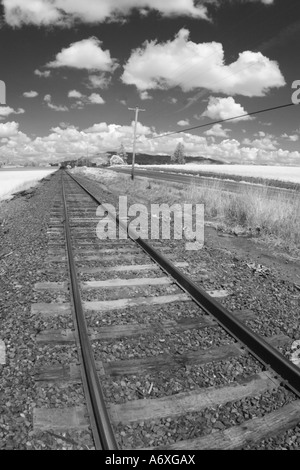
[66,170,300,399]
[61,173,118,450]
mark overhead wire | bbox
[147,101,296,141]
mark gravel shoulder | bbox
[0,171,79,450]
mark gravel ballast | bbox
[0,172,93,450]
[1,169,300,450]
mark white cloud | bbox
[34,69,51,78]
[3,0,209,26]
[3,117,300,167]
[43,94,68,111]
[86,73,111,89]
[205,124,231,138]
[84,122,109,134]
[3,0,62,26]
[70,100,85,110]
[47,103,69,112]
[255,131,266,137]
[122,29,285,97]
[88,93,105,104]
[202,97,251,121]
[281,133,299,142]
[194,114,205,121]
[2,1,275,27]
[243,136,278,150]
[68,90,105,106]
[23,90,38,98]
[0,121,19,137]
[139,91,153,100]
[177,119,189,126]
[47,37,118,72]
[84,120,151,139]
[68,89,83,98]
[0,106,25,119]
[58,122,73,129]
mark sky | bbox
[0,0,300,165]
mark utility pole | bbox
[128,106,145,180]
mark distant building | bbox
[110,155,125,166]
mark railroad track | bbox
[31,170,300,450]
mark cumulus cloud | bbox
[3,0,209,26]
[0,106,25,119]
[34,69,51,78]
[83,121,151,139]
[139,91,153,100]
[48,103,68,112]
[68,90,83,98]
[3,0,62,26]
[243,134,278,150]
[0,121,19,137]
[255,131,266,137]
[58,122,73,129]
[204,124,231,138]
[88,93,105,104]
[281,133,299,142]
[23,90,38,98]
[202,97,251,121]
[43,94,68,111]
[2,118,300,167]
[44,94,51,102]
[177,119,189,126]
[47,37,118,72]
[86,73,111,89]
[67,90,105,106]
[3,0,275,27]
[122,29,285,97]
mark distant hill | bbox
[106,151,225,166]
[55,152,224,168]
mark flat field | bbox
[142,164,300,185]
[0,168,56,201]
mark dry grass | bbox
[184,182,300,251]
[72,167,300,253]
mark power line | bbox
[149,101,296,141]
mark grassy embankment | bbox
[73,167,300,255]
[143,166,300,192]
